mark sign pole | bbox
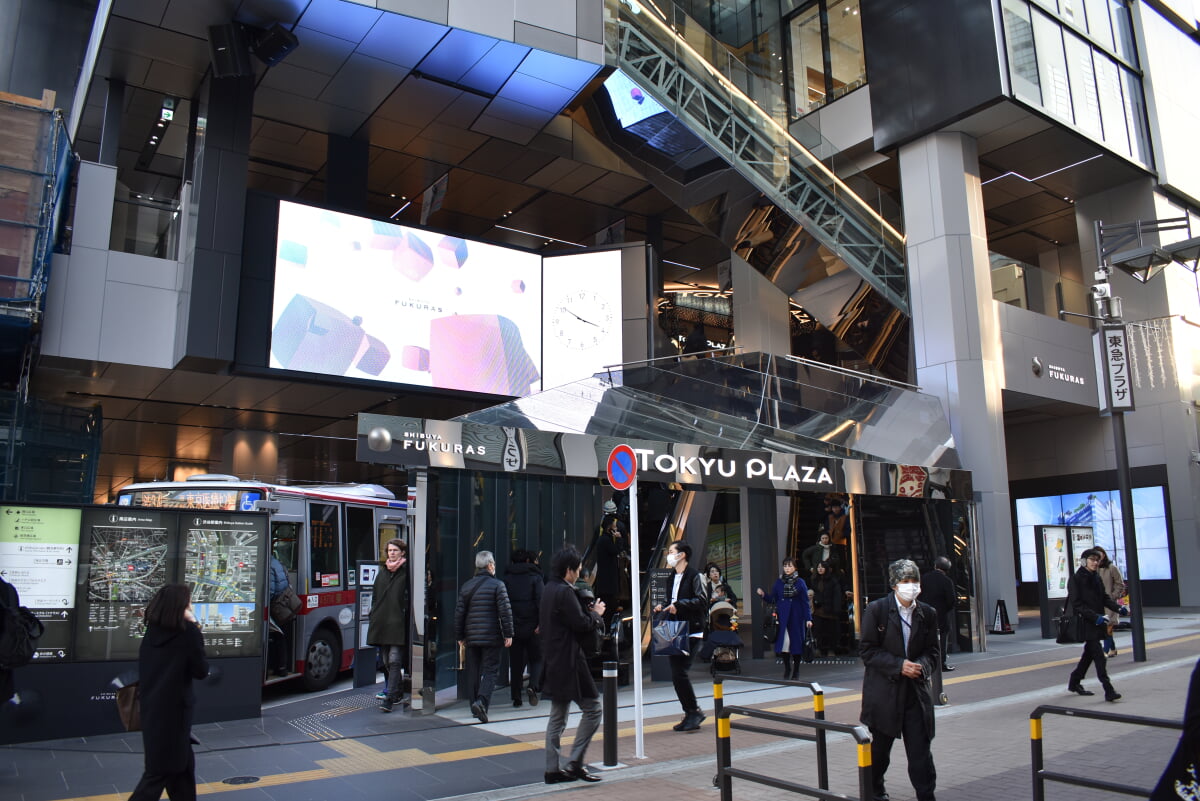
[629,474,644,759]
[606,444,644,759]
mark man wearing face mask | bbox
[652,541,708,732]
[859,559,940,801]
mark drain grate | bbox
[222,776,260,785]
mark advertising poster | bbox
[1040,525,1070,600]
[0,505,82,661]
[1070,526,1095,568]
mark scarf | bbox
[385,554,405,572]
[781,573,800,598]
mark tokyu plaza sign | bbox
[356,413,973,500]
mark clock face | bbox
[549,289,614,351]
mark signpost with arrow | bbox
[0,505,83,660]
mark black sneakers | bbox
[470,700,488,723]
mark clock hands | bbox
[561,307,600,327]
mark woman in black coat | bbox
[367,538,410,712]
[1065,548,1125,701]
[129,583,208,801]
[809,561,845,657]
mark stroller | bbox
[706,601,743,675]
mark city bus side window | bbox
[309,502,342,588]
[271,523,299,572]
[345,506,375,586]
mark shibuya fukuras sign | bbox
[356,413,973,500]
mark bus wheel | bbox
[303,628,339,691]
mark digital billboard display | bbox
[1015,486,1171,582]
[269,200,626,396]
[272,201,544,396]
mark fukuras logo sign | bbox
[631,448,835,487]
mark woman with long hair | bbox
[1094,546,1125,656]
[128,583,208,801]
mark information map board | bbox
[0,503,268,663]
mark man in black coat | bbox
[1066,548,1126,702]
[652,540,708,732]
[504,550,543,707]
[455,550,514,724]
[540,546,606,784]
[920,557,957,673]
[859,559,940,801]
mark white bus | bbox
[116,474,408,690]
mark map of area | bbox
[186,527,260,602]
[87,526,168,602]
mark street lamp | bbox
[1092,216,1198,664]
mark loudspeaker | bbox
[208,24,253,78]
[251,23,299,68]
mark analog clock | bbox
[549,289,614,351]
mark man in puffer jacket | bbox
[455,550,514,723]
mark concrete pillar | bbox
[898,132,1017,629]
[177,74,254,370]
[221,430,279,479]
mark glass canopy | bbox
[456,352,960,468]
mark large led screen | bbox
[542,250,623,389]
[604,70,669,129]
[1015,486,1171,582]
[271,201,544,396]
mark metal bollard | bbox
[813,688,829,790]
[603,661,619,766]
[1030,715,1044,801]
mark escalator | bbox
[593,0,911,380]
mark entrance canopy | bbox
[357,352,971,501]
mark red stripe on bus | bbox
[298,589,357,612]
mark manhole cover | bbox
[222,776,261,785]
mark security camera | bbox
[1091,283,1111,298]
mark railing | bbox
[714,674,873,801]
[1030,704,1182,800]
[605,0,909,315]
[990,253,1090,325]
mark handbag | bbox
[116,682,141,732]
[270,586,302,625]
[1055,608,1088,644]
[651,614,690,656]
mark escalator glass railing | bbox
[604,0,909,313]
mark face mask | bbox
[666,553,681,567]
[895,583,921,602]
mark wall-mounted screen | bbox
[1016,486,1171,582]
[542,250,623,389]
[272,201,544,396]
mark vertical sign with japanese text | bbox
[1095,324,1135,413]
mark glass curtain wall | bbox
[1000,0,1150,165]
[785,0,866,119]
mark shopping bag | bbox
[652,617,690,656]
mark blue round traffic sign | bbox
[607,444,637,490]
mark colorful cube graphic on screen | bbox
[436,236,468,268]
[277,240,308,267]
[427,314,539,396]
[367,226,434,281]
[272,294,391,376]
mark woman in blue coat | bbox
[756,558,813,679]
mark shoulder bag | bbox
[270,586,302,625]
[116,682,141,731]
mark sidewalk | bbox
[2,608,1196,801]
